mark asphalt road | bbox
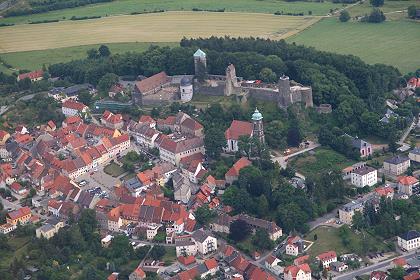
[336,251,418,280]
[271,142,320,169]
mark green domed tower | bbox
[252,108,265,144]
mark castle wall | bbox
[194,81,225,96]
[248,88,279,103]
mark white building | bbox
[409,147,420,163]
[191,229,218,255]
[175,240,197,257]
[339,200,364,225]
[61,100,89,117]
[398,230,420,251]
[284,264,311,280]
[317,251,337,269]
[351,166,377,188]
[180,76,193,102]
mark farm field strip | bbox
[0,11,317,53]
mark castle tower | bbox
[251,108,265,145]
[193,49,207,76]
[277,75,292,108]
[224,64,240,96]
[180,76,193,102]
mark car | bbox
[90,172,94,175]
[7,208,12,212]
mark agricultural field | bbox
[0,42,176,72]
[0,0,342,25]
[347,0,419,20]
[288,17,420,74]
[0,11,319,53]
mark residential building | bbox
[398,176,419,196]
[6,206,32,226]
[339,200,364,225]
[191,229,218,255]
[0,130,10,145]
[225,157,252,184]
[350,136,373,158]
[101,110,124,130]
[370,271,388,280]
[351,166,377,188]
[175,239,197,257]
[409,147,420,163]
[224,120,253,153]
[383,155,410,176]
[36,220,64,239]
[330,261,348,272]
[129,267,146,280]
[265,254,282,276]
[62,100,89,117]
[316,251,337,269]
[17,70,43,82]
[283,264,311,280]
[374,186,394,199]
[158,137,205,166]
[286,236,304,256]
[392,257,408,268]
[398,230,420,251]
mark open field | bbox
[0,42,176,71]
[288,18,420,74]
[0,11,319,53]
[347,0,419,19]
[289,147,356,177]
[0,0,342,25]
[305,226,390,257]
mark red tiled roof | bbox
[225,157,252,178]
[0,130,9,139]
[132,267,146,278]
[62,100,87,111]
[139,115,155,124]
[393,257,407,267]
[7,206,31,220]
[371,271,388,280]
[204,258,218,270]
[408,77,420,88]
[178,255,196,266]
[317,251,337,262]
[375,186,394,196]
[398,176,418,186]
[284,264,311,278]
[18,70,43,81]
[404,272,420,280]
[135,71,169,93]
[294,255,310,265]
[225,120,253,140]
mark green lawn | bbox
[288,17,420,74]
[347,0,419,20]
[289,147,356,177]
[305,226,389,257]
[0,42,176,72]
[0,237,30,273]
[0,0,343,25]
[162,247,176,265]
[103,162,125,177]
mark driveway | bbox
[271,142,320,169]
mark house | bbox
[173,172,192,204]
[139,115,156,128]
[404,272,420,280]
[108,272,119,280]
[134,71,170,96]
[0,130,10,145]
[158,137,205,166]
[129,266,146,280]
[225,157,252,184]
[6,206,32,226]
[17,70,43,82]
[178,255,196,266]
[62,100,89,117]
[175,239,197,257]
[398,176,419,196]
[210,214,232,234]
[294,255,309,266]
[191,229,218,255]
[371,271,388,280]
[0,223,16,234]
[351,166,377,188]
[398,230,420,251]
[374,186,394,199]
[265,254,282,275]
[285,236,304,256]
[339,200,364,224]
[409,147,420,163]
[109,83,125,98]
[9,181,27,195]
[348,135,373,158]
[408,77,420,90]
[224,120,253,153]
[392,257,408,268]
[330,261,348,272]
[101,110,124,130]
[283,263,311,280]
[383,155,410,176]
[316,251,337,269]
[101,235,114,248]
[36,219,64,239]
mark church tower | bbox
[252,108,265,145]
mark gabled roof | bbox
[135,71,169,93]
[399,230,420,241]
[317,251,337,262]
[225,120,253,141]
[7,206,31,220]
[62,100,87,111]
[18,70,43,80]
[284,263,311,278]
[398,176,418,185]
[193,49,206,58]
[393,257,407,267]
[225,157,252,178]
[178,255,196,266]
[384,155,410,165]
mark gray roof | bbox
[180,76,192,87]
[410,147,420,155]
[399,230,420,241]
[38,224,54,232]
[192,229,214,243]
[352,166,376,176]
[175,240,195,246]
[341,200,364,212]
[64,84,93,96]
[193,49,206,58]
[384,155,410,165]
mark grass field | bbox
[347,0,419,20]
[103,162,125,177]
[305,226,389,257]
[0,11,319,53]
[288,17,420,74]
[0,42,176,71]
[289,147,356,177]
[0,0,342,25]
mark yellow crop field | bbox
[0,11,319,53]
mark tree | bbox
[98,45,111,57]
[77,90,93,106]
[287,125,302,147]
[87,48,99,59]
[408,5,417,19]
[252,229,274,250]
[367,8,386,23]
[195,205,216,226]
[259,68,277,83]
[389,267,404,280]
[339,10,351,22]
[370,0,384,7]
[229,220,251,242]
[204,127,226,159]
[150,245,166,260]
[97,73,119,93]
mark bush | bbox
[339,10,351,22]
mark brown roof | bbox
[317,251,337,262]
[284,264,311,278]
[225,157,252,178]
[8,206,31,220]
[225,120,253,140]
[135,71,169,94]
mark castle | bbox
[131,49,313,109]
[193,49,313,109]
